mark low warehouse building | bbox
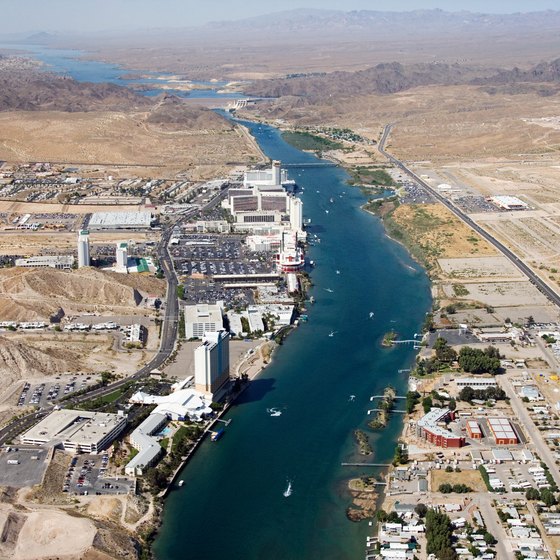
[488,417,519,445]
[466,420,482,440]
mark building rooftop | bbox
[88,211,152,228]
[488,417,517,440]
[22,409,125,447]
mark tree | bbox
[525,488,540,501]
[414,503,428,518]
[458,346,501,375]
[422,396,433,413]
[434,337,458,363]
[448,398,457,411]
[540,488,557,507]
[483,532,497,545]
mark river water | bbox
[153,122,432,559]
[0,43,244,100]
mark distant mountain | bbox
[247,62,494,100]
[247,57,560,103]
[25,31,58,44]
[205,8,560,39]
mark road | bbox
[0,223,179,446]
[474,494,511,559]
[377,124,560,309]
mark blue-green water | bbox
[153,122,431,560]
[0,43,243,100]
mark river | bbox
[0,43,244,100]
[153,121,432,559]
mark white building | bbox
[289,196,303,233]
[184,302,224,339]
[15,255,74,270]
[21,409,126,453]
[125,412,167,476]
[243,160,287,188]
[116,242,128,271]
[88,211,154,230]
[194,330,230,395]
[77,230,90,268]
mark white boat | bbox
[178,480,184,487]
[283,480,293,497]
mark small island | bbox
[354,429,373,455]
[381,330,398,347]
[368,386,396,430]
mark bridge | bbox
[282,162,339,168]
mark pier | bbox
[341,462,391,467]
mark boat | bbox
[283,480,293,497]
[267,408,282,417]
[309,296,315,304]
[211,427,225,441]
[178,480,184,487]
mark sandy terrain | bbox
[437,256,524,281]
[442,281,549,308]
[0,230,160,256]
[0,109,260,180]
[12,510,97,560]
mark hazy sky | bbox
[4,0,559,33]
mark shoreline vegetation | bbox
[354,429,373,456]
[368,386,396,430]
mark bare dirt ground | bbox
[0,110,260,180]
[0,267,164,321]
[430,469,486,493]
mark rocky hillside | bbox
[0,67,151,112]
[0,268,164,321]
[147,95,233,130]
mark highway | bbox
[0,222,180,446]
[378,124,560,309]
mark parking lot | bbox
[0,446,49,487]
[399,181,435,204]
[453,195,499,214]
[171,234,276,306]
[63,453,135,496]
[18,375,98,408]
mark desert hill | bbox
[147,96,233,131]
[0,336,81,384]
[0,68,151,112]
[0,267,165,321]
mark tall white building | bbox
[116,242,128,270]
[289,197,303,233]
[77,230,90,268]
[194,330,230,395]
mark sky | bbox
[3,0,559,33]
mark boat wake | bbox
[267,408,283,417]
[329,330,337,337]
[283,480,293,497]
